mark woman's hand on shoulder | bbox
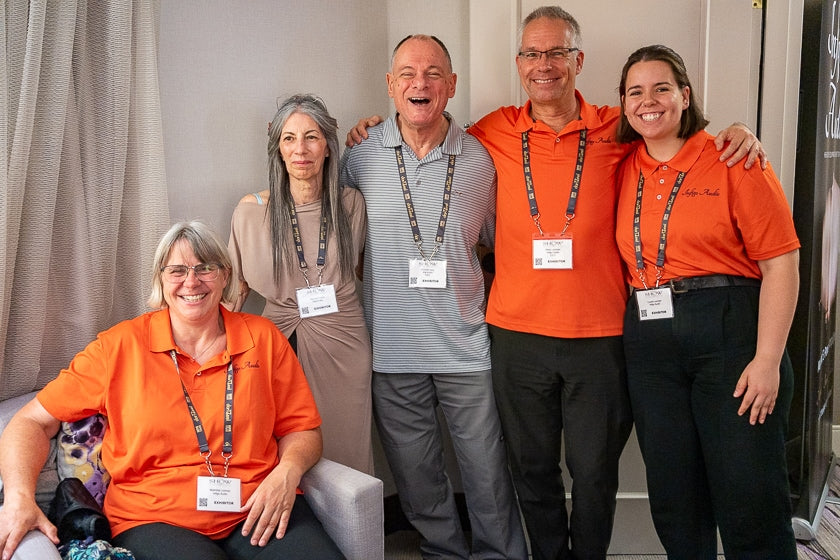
[226,280,249,313]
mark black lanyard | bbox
[632,170,686,288]
[169,350,234,477]
[289,201,328,288]
[394,146,455,260]
[521,128,586,235]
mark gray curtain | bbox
[0,0,170,399]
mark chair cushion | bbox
[56,415,110,507]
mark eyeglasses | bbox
[161,263,223,282]
[517,48,579,63]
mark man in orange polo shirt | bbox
[469,6,765,560]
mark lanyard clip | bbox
[427,243,441,262]
[415,240,429,261]
[637,268,649,290]
[560,212,574,236]
[300,267,312,288]
[202,450,215,477]
[532,213,545,236]
[221,452,233,478]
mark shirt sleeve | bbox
[731,163,800,261]
[38,336,110,421]
[339,148,357,189]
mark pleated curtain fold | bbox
[0,0,170,399]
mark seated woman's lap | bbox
[112,495,344,560]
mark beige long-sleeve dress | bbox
[229,187,373,474]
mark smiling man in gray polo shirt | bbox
[340,34,526,560]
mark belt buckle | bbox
[668,279,688,294]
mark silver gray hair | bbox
[266,94,355,281]
[147,220,239,309]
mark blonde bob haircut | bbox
[147,220,239,309]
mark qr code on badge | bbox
[410,277,418,285]
[640,309,647,318]
[301,306,310,314]
[199,498,208,507]
[534,258,543,266]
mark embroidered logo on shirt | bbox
[682,187,721,198]
[233,360,260,373]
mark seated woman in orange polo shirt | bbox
[0,221,344,560]
[614,44,800,559]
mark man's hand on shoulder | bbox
[345,116,384,147]
[714,122,767,170]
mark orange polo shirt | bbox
[615,130,800,288]
[38,306,320,538]
[470,94,632,338]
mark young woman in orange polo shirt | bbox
[615,44,799,558]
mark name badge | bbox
[635,287,675,320]
[532,233,573,269]
[296,284,339,318]
[409,259,447,288]
[197,476,241,512]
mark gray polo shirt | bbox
[340,114,496,374]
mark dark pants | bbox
[489,326,633,560]
[624,285,797,559]
[112,495,344,560]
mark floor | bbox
[384,526,837,559]
[383,465,840,559]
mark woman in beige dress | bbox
[229,94,373,474]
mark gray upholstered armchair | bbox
[0,391,384,560]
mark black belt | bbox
[667,274,761,294]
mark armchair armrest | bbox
[0,391,39,434]
[300,458,383,560]
[7,530,62,560]
[0,391,58,510]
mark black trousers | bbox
[489,326,632,560]
[624,285,797,559]
[112,494,344,560]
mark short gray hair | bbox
[520,6,582,50]
[391,34,453,73]
[147,221,238,309]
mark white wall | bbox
[159,0,390,235]
[384,1,470,122]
